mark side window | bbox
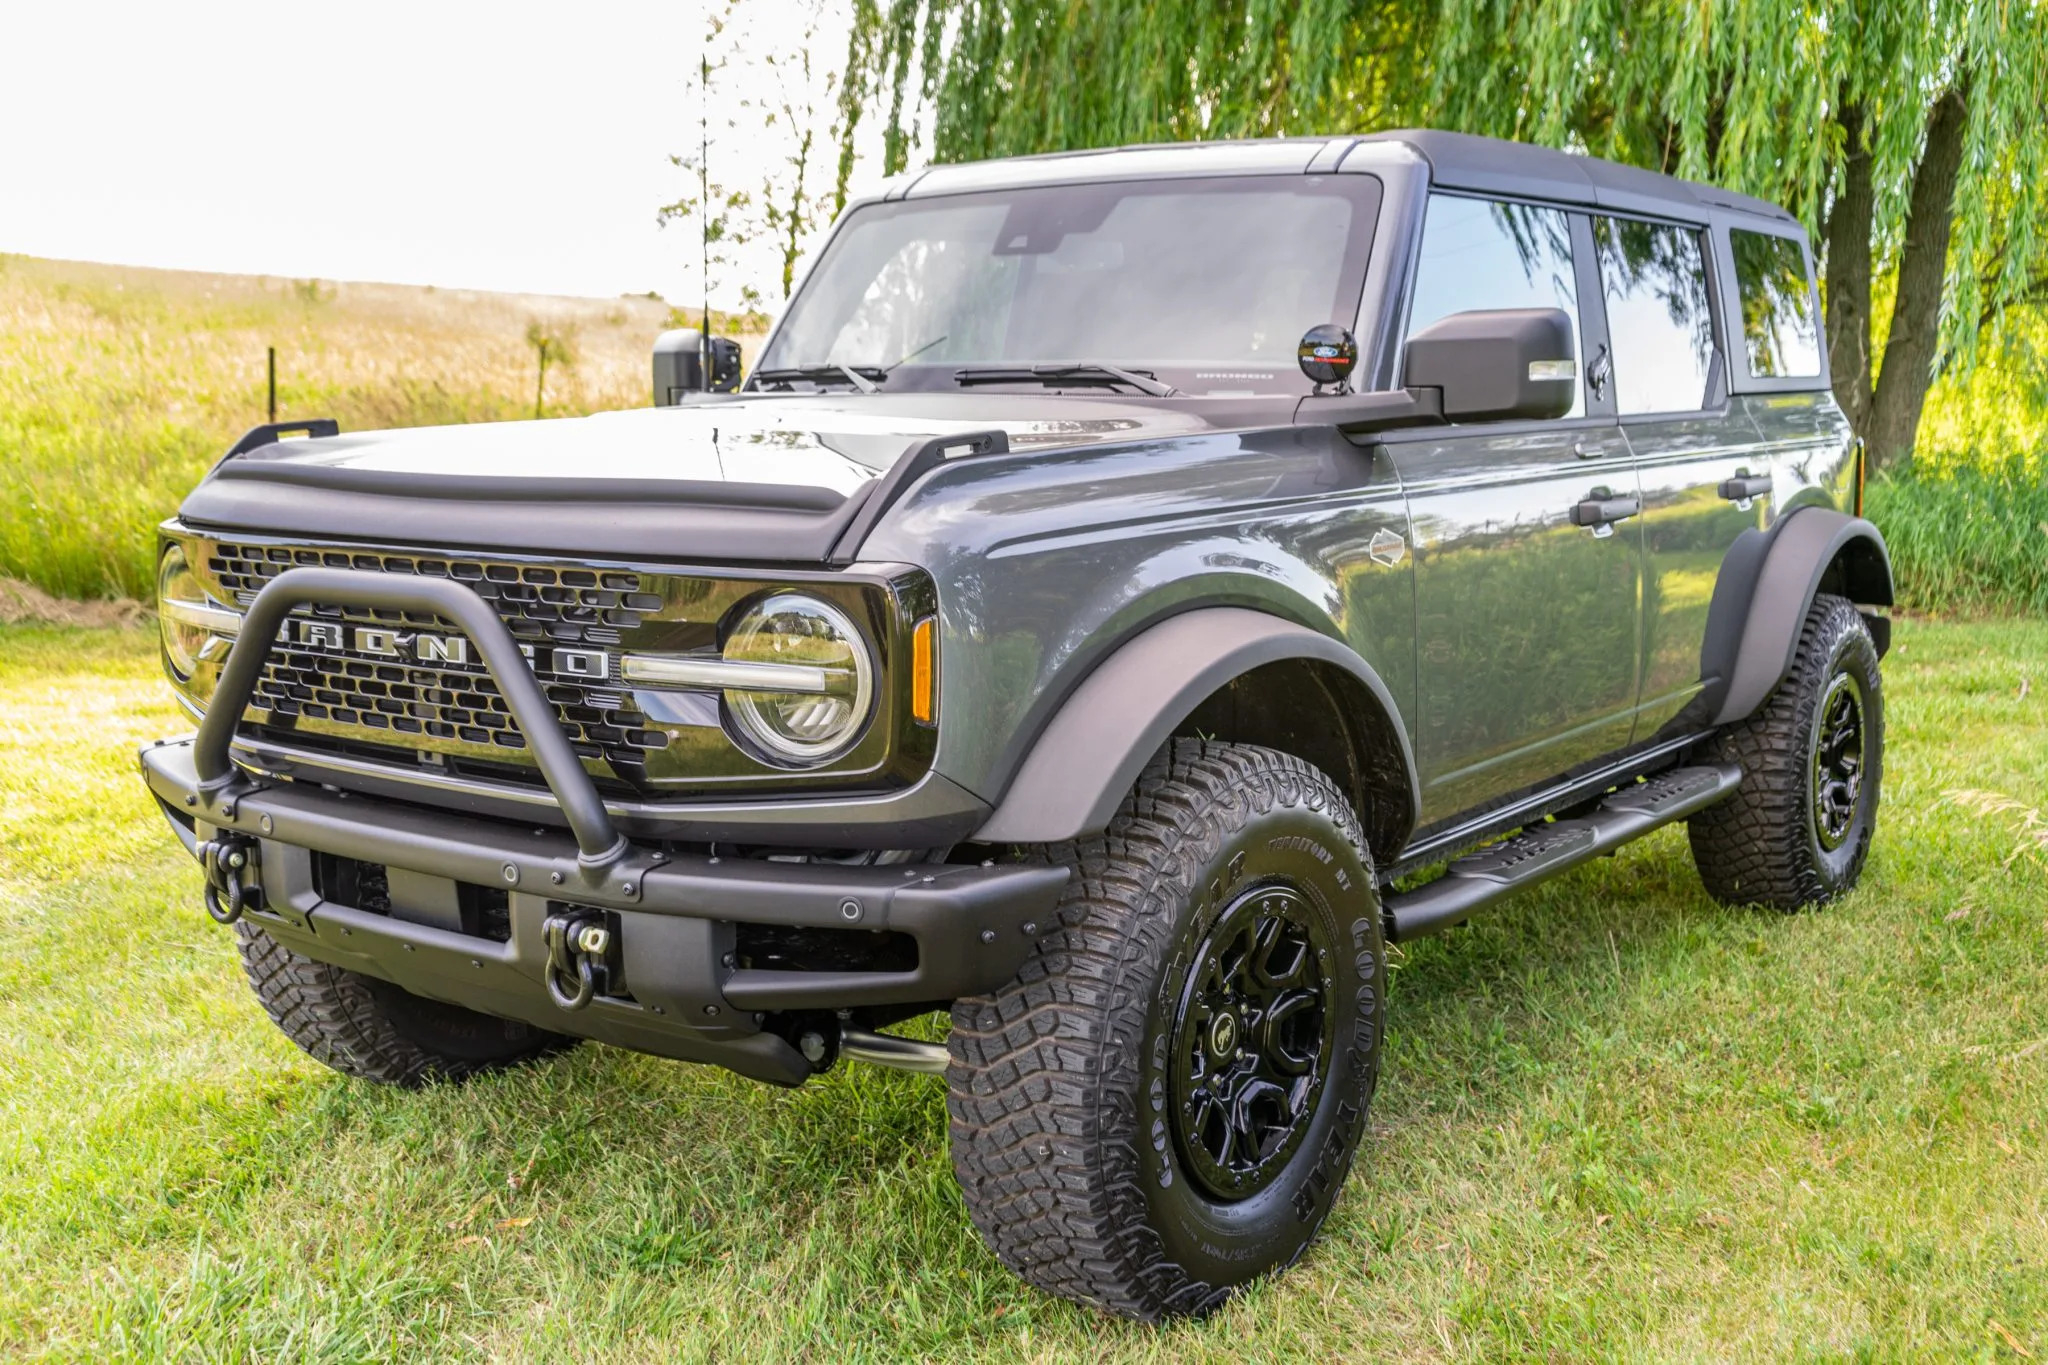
[1731,229,1821,378]
[1592,216,1717,414]
[1407,194,1583,418]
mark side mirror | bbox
[653,328,742,404]
[1402,308,1577,423]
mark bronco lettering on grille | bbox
[289,619,606,678]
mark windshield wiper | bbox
[953,363,1180,398]
[752,363,884,393]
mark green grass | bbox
[4,616,2047,1360]
[1866,463,2048,617]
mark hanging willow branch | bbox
[838,0,2047,467]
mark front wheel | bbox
[1688,592,1883,909]
[946,740,1385,1321]
[236,922,572,1086]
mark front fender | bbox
[972,608,1420,844]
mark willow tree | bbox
[842,0,2047,470]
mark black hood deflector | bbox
[176,393,1268,564]
[180,471,876,564]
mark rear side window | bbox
[1731,229,1821,378]
[1407,194,1584,418]
[1592,217,1717,414]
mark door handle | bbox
[1718,470,1772,502]
[1571,492,1642,530]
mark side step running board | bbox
[1384,764,1743,943]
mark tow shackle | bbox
[543,909,611,1011]
[198,834,260,925]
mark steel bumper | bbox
[144,738,1065,1083]
[139,567,1067,1085]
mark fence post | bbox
[267,346,277,423]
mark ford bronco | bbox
[141,130,1890,1320]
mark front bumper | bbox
[140,565,1065,1086]
[144,738,1065,1084]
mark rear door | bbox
[1587,213,1756,739]
[1386,194,1642,825]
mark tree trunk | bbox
[1823,100,1875,434]
[1867,83,1970,472]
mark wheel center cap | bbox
[1208,1011,1239,1058]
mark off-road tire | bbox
[1688,592,1882,909]
[946,740,1385,1321]
[235,922,571,1086]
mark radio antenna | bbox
[699,41,710,389]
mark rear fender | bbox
[1706,508,1893,726]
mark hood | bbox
[216,393,1220,497]
[177,393,1237,565]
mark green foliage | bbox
[856,1,2043,350]
[844,0,1414,168]
[6,615,2048,1356]
[1866,464,2048,618]
[1921,306,2048,461]
[848,0,2048,466]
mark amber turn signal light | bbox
[911,617,936,725]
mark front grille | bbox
[206,541,673,785]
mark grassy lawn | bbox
[3,615,2045,1361]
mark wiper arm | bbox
[752,364,884,393]
[828,362,877,394]
[953,363,1180,398]
[885,333,949,373]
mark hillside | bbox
[0,254,752,601]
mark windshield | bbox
[758,175,1381,396]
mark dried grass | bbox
[0,576,148,628]
[0,253,762,601]
[1942,786,2048,867]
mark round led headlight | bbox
[721,593,875,765]
[157,545,210,680]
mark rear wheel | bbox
[1688,592,1883,909]
[946,740,1384,1321]
[235,922,571,1086]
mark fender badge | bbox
[1367,528,1407,567]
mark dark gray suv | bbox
[142,129,1890,1320]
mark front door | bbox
[1387,194,1643,825]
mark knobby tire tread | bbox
[946,739,1371,1321]
[1688,593,1879,909]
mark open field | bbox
[4,252,2045,618]
[2,613,2045,1361]
[0,255,765,603]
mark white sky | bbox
[0,0,901,306]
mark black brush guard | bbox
[143,568,1067,1085]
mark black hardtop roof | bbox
[1361,128,1799,229]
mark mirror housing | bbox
[1402,308,1577,423]
[653,328,742,404]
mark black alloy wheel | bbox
[1810,671,1866,852]
[1171,882,1335,1200]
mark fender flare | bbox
[1709,507,1894,726]
[970,608,1421,844]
